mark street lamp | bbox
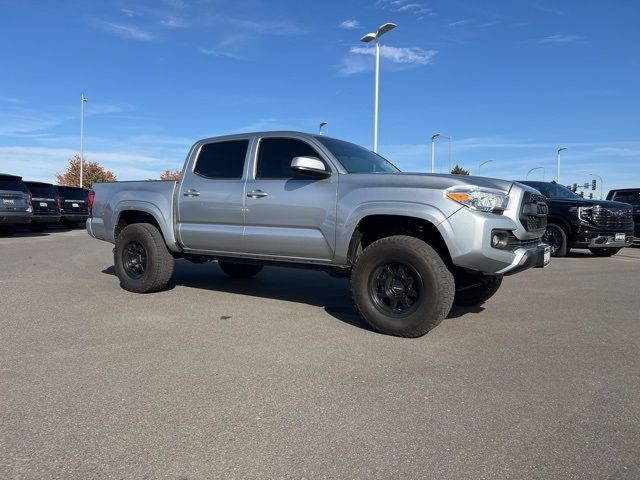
[430,133,452,173]
[319,121,328,135]
[360,22,397,153]
[478,159,493,174]
[556,147,567,183]
[526,166,545,180]
[589,173,603,199]
[80,94,88,188]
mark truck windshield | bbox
[316,137,401,174]
[612,190,640,206]
[522,182,582,200]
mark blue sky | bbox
[1,0,639,192]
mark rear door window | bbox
[193,140,249,179]
[57,188,87,200]
[26,184,56,198]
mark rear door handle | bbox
[247,189,268,198]
[183,189,200,197]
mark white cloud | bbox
[99,22,156,42]
[160,17,188,28]
[350,45,437,65]
[339,19,360,30]
[448,19,472,27]
[540,34,585,44]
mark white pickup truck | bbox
[88,131,550,337]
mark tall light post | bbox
[526,166,545,180]
[478,159,493,174]
[319,121,328,135]
[430,133,452,173]
[589,173,603,199]
[360,22,396,153]
[556,147,567,183]
[80,94,88,188]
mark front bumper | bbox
[439,207,549,275]
[570,226,634,249]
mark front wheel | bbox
[218,261,263,279]
[543,224,568,257]
[114,223,174,293]
[589,248,621,257]
[351,235,454,338]
[453,273,503,307]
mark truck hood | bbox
[385,173,514,192]
[544,197,633,209]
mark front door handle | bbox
[247,189,268,198]
[183,189,200,197]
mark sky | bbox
[0,0,639,193]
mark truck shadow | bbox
[101,260,475,333]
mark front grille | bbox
[591,206,633,229]
[520,192,548,233]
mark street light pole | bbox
[478,159,493,174]
[360,22,396,153]
[431,133,440,173]
[556,147,567,183]
[319,121,328,135]
[526,166,544,180]
[80,94,88,188]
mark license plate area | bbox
[615,233,625,242]
[543,246,551,266]
[39,202,47,207]
[72,203,79,208]
[2,199,15,205]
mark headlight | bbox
[446,187,510,213]
[578,206,592,223]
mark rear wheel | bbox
[453,273,503,307]
[114,223,174,293]
[351,235,454,338]
[218,261,263,279]
[589,248,621,257]
[543,223,568,257]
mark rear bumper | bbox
[0,211,32,224]
[61,213,88,223]
[32,213,61,223]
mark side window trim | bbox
[253,136,331,180]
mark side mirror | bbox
[290,156,330,178]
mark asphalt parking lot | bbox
[1,229,639,479]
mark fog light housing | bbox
[491,230,510,249]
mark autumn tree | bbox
[56,154,116,188]
[451,164,470,175]
[160,170,182,180]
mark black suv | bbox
[606,188,640,243]
[0,174,33,236]
[24,181,61,231]
[54,185,89,227]
[520,181,634,257]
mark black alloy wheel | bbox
[122,240,147,279]
[369,262,423,317]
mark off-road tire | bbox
[351,235,454,338]
[218,261,263,279]
[453,273,503,307]
[544,223,568,257]
[114,223,174,293]
[589,248,621,257]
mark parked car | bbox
[24,181,61,231]
[520,181,635,257]
[54,185,89,228]
[606,188,640,243]
[88,132,550,337]
[0,173,33,236]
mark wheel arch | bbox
[114,202,180,252]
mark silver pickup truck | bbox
[88,131,550,337]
